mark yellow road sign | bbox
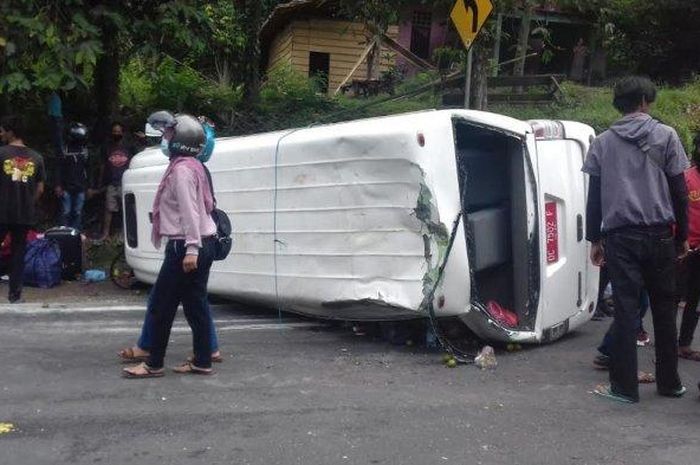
[450,0,494,49]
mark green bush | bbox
[258,64,336,127]
[120,57,242,126]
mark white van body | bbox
[122,109,598,343]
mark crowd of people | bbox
[0,109,143,302]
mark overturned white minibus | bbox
[122,109,598,343]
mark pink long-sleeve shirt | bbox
[153,159,216,255]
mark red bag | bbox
[486,301,519,328]
[1,230,40,258]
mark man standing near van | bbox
[0,116,46,303]
[98,122,132,240]
[584,76,689,403]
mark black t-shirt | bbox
[0,145,46,225]
[57,143,89,192]
[102,141,133,186]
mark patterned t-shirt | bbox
[0,145,46,225]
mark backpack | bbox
[201,163,233,261]
[23,238,62,288]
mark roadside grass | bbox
[331,78,700,150]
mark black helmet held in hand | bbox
[167,114,205,158]
[67,122,88,143]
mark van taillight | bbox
[545,201,559,264]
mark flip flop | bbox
[173,362,214,376]
[593,384,636,403]
[638,371,655,384]
[118,347,149,363]
[679,350,700,361]
[186,353,224,364]
[122,363,164,379]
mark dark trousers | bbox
[598,291,649,357]
[597,266,610,308]
[0,224,29,302]
[147,238,215,370]
[605,227,682,401]
[677,253,700,347]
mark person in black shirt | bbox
[0,116,46,303]
[98,122,133,241]
[55,122,89,230]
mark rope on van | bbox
[272,125,317,325]
[419,166,481,363]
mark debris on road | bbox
[474,346,497,370]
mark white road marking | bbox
[2,322,322,335]
[0,304,260,315]
[0,302,324,334]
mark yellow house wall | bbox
[266,18,399,95]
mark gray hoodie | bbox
[582,113,688,232]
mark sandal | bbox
[122,362,164,379]
[173,362,214,376]
[118,347,149,364]
[593,383,637,403]
[679,350,700,361]
[638,371,655,384]
[186,352,224,364]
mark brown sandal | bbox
[173,362,214,375]
[186,352,224,364]
[118,347,149,364]
[122,362,164,379]
[638,371,655,384]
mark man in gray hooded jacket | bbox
[583,76,689,403]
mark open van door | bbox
[531,121,595,339]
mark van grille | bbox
[124,193,138,248]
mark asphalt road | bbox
[1,292,699,465]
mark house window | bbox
[410,11,432,60]
[309,51,330,93]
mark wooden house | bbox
[260,0,399,95]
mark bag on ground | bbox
[23,239,62,288]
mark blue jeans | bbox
[598,291,649,357]
[60,191,85,231]
[137,288,219,353]
[146,238,217,369]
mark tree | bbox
[1,1,210,140]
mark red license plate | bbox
[545,202,559,263]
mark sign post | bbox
[450,0,493,109]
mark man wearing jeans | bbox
[55,122,89,230]
[584,76,689,403]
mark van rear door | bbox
[532,121,590,333]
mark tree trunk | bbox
[237,0,262,109]
[93,9,120,145]
[513,2,533,93]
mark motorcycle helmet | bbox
[147,111,204,158]
[67,122,88,143]
[198,117,216,163]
